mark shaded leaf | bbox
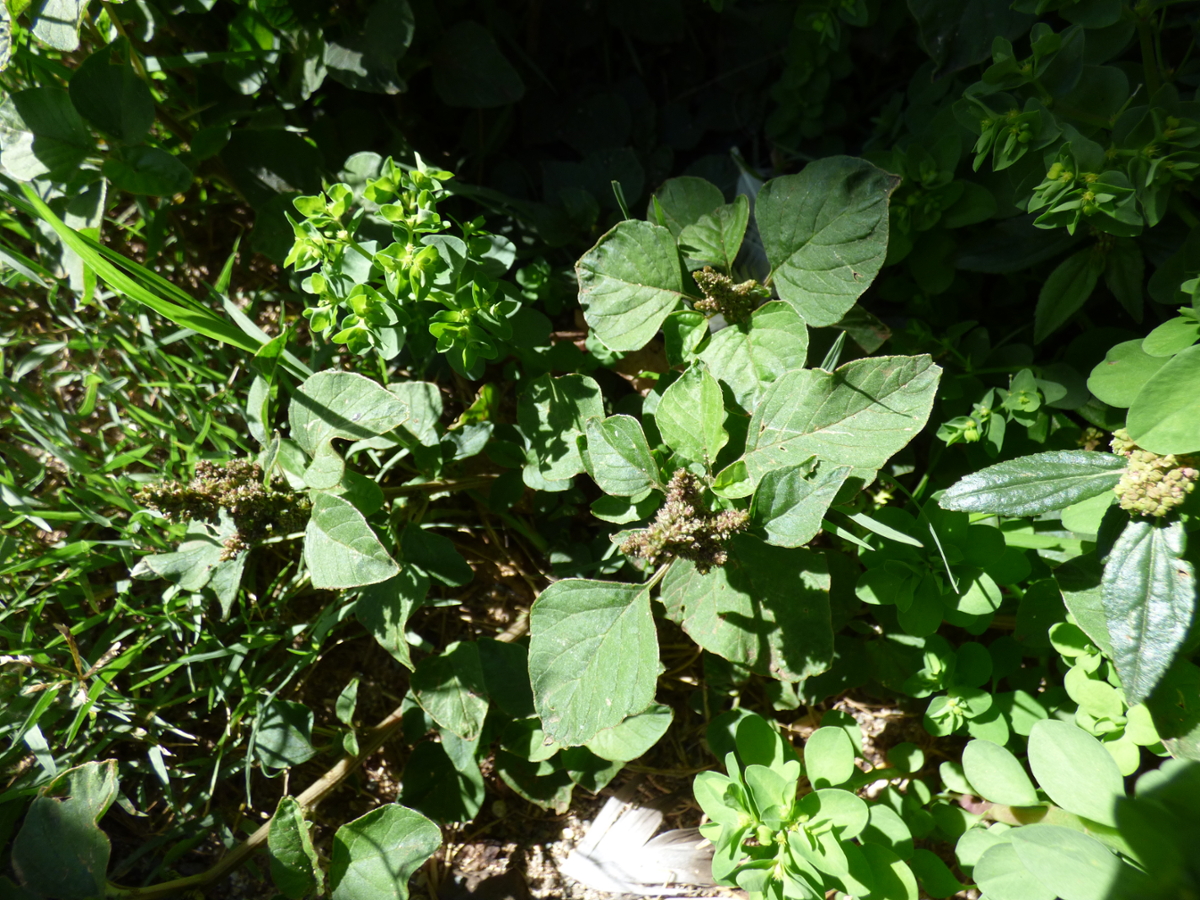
[330,805,441,900]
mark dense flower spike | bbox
[1111,429,1199,518]
[619,470,748,574]
[691,267,767,324]
[138,460,310,558]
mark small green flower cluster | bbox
[1110,428,1199,518]
[138,460,310,558]
[692,267,768,324]
[620,470,748,574]
[284,156,521,376]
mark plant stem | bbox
[382,475,498,497]
[1137,10,1162,96]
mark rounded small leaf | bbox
[804,726,856,788]
[973,843,1056,900]
[961,739,1039,807]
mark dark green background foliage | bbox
[2,0,1200,898]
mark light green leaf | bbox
[649,176,725,236]
[655,363,728,468]
[939,450,1126,516]
[354,568,428,670]
[751,462,850,548]
[804,726,856,788]
[961,739,1038,807]
[860,843,919,900]
[1101,519,1195,704]
[529,579,659,745]
[584,415,661,496]
[290,371,410,488]
[269,796,324,900]
[679,195,750,271]
[1009,825,1124,900]
[1126,344,1200,454]
[1027,720,1123,827]
[517,373,604,483]
[700,301,809,410]
[1087,340,1167,408]
[304,493,400,590]
[1144,316,1200,357]
[660,536,832,681]
[756,156,898,327]
[743,355,941,488]
[411,641,490,741]
[1034,247,1103,343]
[577,219,688,351]
[330,804,441,900]
[973,843,1056,900]
[584,703,673,762]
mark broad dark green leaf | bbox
[1087,340,1167,408]
[323,0,414,95]
[577,219,688,351]
[304,493,400,590]
[411,641,489,741]
[1101,519,1195,704]
[1,87,94,181]
[10,762,116,900]
[756,157,898,327]
[655,363,727,468]
[584,415,660,496]
[528,579,658,745]
[679,195,749,271]
[1126,344,1200,454]
[939,450,1125,516]
[1027,720,1123,826]
[1034,247,1104,343]
[103,146,193,196]
[1104,238,1144,323]
[649,176,725,236]
[517,373,603,483]
[400,738,485,823]
[700,301,809,410]
[401,525,473,586]
[330,804,441,900]
[354,568,429,670]
[584,703,673,762]
[908,0,1033,75]
[68,42,154,143]
[255,700,316,769]
[290,370,410,488]
[431,21,523,107]
[269,796,324,899]
[744,355,941,488]
[661,536,832,681]
[751,462,849,548]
